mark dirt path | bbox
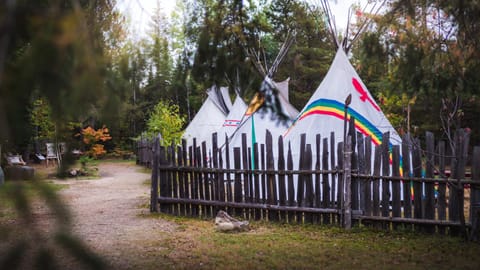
[55,162,178,269]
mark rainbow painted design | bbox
[296,98,383,145]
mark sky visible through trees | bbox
[1,0,480,156]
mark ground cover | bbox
[0,160,479,269]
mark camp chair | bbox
[5,153,26,166]
[45,143,60,167]
[3,153,34,180]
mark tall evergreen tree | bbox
[267,0,335,109]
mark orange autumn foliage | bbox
[79,125,112,158]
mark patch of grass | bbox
[141,213,480,270]
[0,180,69,228]
[142,178,151,186]
[136,166,152,174]
[0,181,67,209]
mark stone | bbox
[215,210,249,232]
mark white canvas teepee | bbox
[227,77,299,155]
[284,48,401,153]
[183,86,232,148]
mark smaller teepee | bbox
[182,86,232,148]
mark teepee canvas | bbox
[183,86,232,148]
[284,48,401,154]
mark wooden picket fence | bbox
[147,127,480,239]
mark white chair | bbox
[45,143,59,167]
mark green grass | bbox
[0,180,68,222]
[140,213,480,270]
[136,166,152,174]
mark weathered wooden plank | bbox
[412,138,423,231]
[381,132,391,220]
[195,146,203,216]
[449,129,469,237]
[401,134,412,220]
[203,141,212,217]
[424,132,435,233]
[297,134,307,223]
[303,144,313,223]
[278,136,287,222]
[261,144,266,205]
[241,134,251,204]
[470,146,480,241]
[199,143,207,206]
[150,137,159,213]
[233,147,243,217]
[349,119,359,213]
[248,146,254,212]
[460,129,470,237]
[364,136,372,216]
[357,133,366,213]
[188,145,195,216]
[392,145,401,230]
[172,145,180,205]
[253,143,261,220]
[241,134,252,219]
[372,145,381,217]
[337,141,344,226]
[217,137,225,205]
[158,197,339,214]
[287,142,295,223]
[330,132,338,223]
[182,139,190,216]
[315,134,322,224]
[266,130,278,221]
[322,137,330,224]
[344,135,352,229]
[212,133,220,214]
[159,146,169,213]
[437,140,446,234]
[167,144,175,214]
[348,118,357,155]
[191,140,198,216]
[225,135,233,207]
[177,145,185,215]
[337,142,344,213]
[247,146,254,220]
[330,132,336,212]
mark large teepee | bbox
[284,47,401,154]
[182,86,232,148]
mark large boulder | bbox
[4,166,35,180]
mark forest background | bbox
[1,0,479,157]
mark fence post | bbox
[343,135,352,229]
[470,146,480,241]
[150,136,160,212]
[424,132,436,233]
